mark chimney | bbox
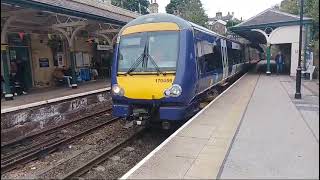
[149,0,159,13]
[216,12,222,19]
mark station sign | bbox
[97,45,112,51]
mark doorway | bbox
[9,47,33,89]
[272,43,291,75]
[279,43,291,75]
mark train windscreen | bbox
[118,31,179,73]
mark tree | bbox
[226,19,242,28]
[166,0,208,27]
[280,0,319,40]
[280,0,299,14]
[111,0,150,14]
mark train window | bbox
[227,49,233,66]
[232,49,241,64]
[196,41,205,74]
[118,35,144,71]
[227,48,242,65]
[148,32,179,70]
[212,45,223,71]
[118,31,179,72]
[197,40,223,74]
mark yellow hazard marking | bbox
[122,22,180,35]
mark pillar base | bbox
[266,71,271,76]
[4,94,14,101]
[295,92,302,99]
[71,84,78,89]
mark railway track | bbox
[2,72,248,179]
[60,127,145,179]
[1,107,119,174]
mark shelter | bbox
[230,8,313,76]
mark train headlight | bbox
[112,84,124,96]
[164,84,182,97]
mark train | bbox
[111,13,258,129]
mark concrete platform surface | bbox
[1,79,110,113]
[123,73,259,179]
[220,75,319,179]
[122,74,319,179]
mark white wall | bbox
[270,26,300,44]
[290,42,300,76]
[269,25,306,76]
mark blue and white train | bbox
[111,13,251,128]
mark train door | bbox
[220,39,228,79]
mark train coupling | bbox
[162,121,171,130]
[132,108,150,126]
[134,116,149,126]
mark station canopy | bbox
[1,0,141,46]
[1,0,139,25]
[230,8,313,44]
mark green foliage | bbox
[280,0,319,40]
[111,0,150,14]
[226,19,242,28]
[166,0,208,27]
[280,0,299,14]
[166,0,185,14]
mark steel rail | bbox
[1,117,120,174]
[60,128,145,179]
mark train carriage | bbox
[111,13,249,128]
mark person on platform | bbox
[275,51,285,75]
[52,66,72,87]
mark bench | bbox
[302,65,316,80]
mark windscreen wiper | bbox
[145,54,164,75]
[124,53,144,75]
[124,43,147,75]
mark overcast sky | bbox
[155,0,283,20]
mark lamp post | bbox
[295,0,304,99]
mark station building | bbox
[230,8,315,77]
[1,0,139,99]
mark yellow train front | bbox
[111,14,248,128]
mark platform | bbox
[122,73,319,179]
[1,79,111,113]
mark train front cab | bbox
[111,19,198,125]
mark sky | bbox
[154,0,284,20]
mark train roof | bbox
[119,13,242,45]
